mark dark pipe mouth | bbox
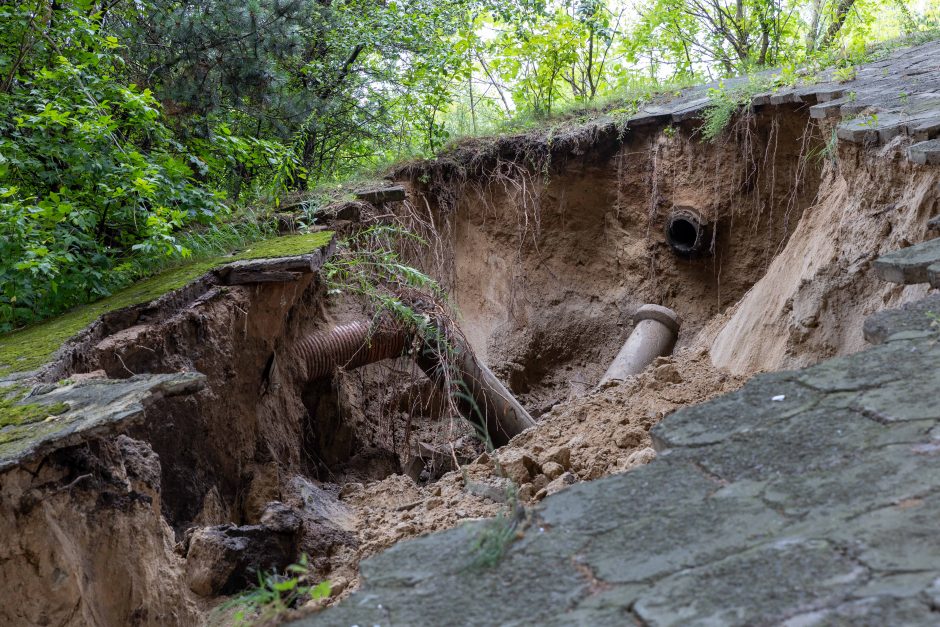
[666,209,708,256]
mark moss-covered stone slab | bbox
[0,372,205,473]
[0,231,333,377]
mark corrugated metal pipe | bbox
[294,321,409,380]
[599,304,681,386]
[294,320,535,447]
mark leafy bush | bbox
[0,3,220,330]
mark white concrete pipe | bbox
[599,304,681,385]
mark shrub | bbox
[0,3,220,330]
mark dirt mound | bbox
[707,138,939,372]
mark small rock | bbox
[653,363,682,384]
[584,464,606,481]
[464,478,512,503]
[615,426,646,449]
[625,446,656,468]
[259,502,302,533]
[531,474,549,492]
[542,461,564,480]
[541,446,571,469]
[495,449,539,485]
[517,483,535,501]
[566,436,585,450]
[330,576,349,596]
[544,472,577,497]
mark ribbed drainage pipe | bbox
[599,304,681,386]
[294,321,535,447]
[294,321,409,380]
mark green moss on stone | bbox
[0,232,333,376]
[0,385,70,432]
[0,410,70,450]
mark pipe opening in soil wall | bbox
[667,208,709,256]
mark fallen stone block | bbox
[324,200,368,221]
[354,185,406,204]
[184,502,301,596]
[872,237,940,284]
[909,139,940,165]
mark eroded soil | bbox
[3,87,939,627]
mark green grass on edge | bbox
[0,231,333,376]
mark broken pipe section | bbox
[415,342,534,448]
[294,320,535,448]
[599,304,681,386]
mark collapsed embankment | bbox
[2,42,939,626]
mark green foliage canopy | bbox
[0,1,219,330]
[0,0,936,332]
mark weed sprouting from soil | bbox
[322,223,498,462]
[466,484,526,570]
[214,555,330,626]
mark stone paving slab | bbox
[863,293,940,343]
[629,39,940,162]
[298,295,940,626]
[872,237,940,284]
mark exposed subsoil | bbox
[3,100,939,627]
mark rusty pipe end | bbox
[666,208,710,257]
